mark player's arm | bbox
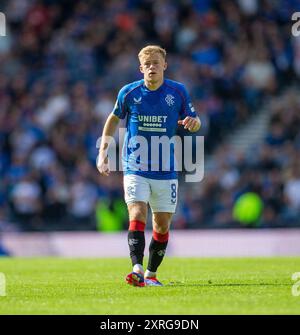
[97,85,128,176]
[177,84,201,133]
[97,113,120,176]
[178,116,201,132]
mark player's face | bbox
[139,53,167,83]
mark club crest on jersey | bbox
[165,94,175,106]
[133,97,142,104]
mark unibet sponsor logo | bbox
[138,115,167,123]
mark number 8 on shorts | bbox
[171,183,177,204]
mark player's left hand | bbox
[178,116,201,132]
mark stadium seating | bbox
[0,0,299,231]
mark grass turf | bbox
[0,257,299,314]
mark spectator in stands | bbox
[0,0,299,230]
[9,173,42,230]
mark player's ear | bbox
[164,62,168,71]
[139,64,144,74]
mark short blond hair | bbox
[138,45,167,62]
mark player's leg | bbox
[127,201,148,274]
[144,212,172,286]
[146,179,178,286]
[123,175,150,286]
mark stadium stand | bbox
[0,0,300,231]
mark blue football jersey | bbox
[112,78,197,179]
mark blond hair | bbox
[138,45,166,62]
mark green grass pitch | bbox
[0,257,299,314]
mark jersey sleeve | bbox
[112,86,128,119]
[179,84,197,118]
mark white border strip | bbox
[2,229,300,257]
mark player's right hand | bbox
[96,152,110,176]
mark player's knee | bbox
[130,213,146,224]
[153,213,172,234]
[153,220,170,234]
[153,225,169,235]
[128,204,147,223]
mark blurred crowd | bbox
[178,89,300,228]
[0,0,300,231]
